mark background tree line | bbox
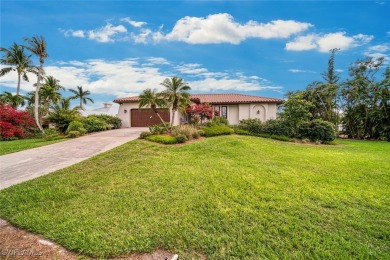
[281,49,390,141]
[0,36,94,132]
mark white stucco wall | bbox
[117,103,139,128]
[228,105,239,125]
[238,104,250,121]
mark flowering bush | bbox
[0,104,37,140]
[186,103,219,124]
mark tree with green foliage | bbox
[341,57,389,140]
[0,43,36,96]
[0,91,25,108]
[299,49,340,126]
[24,35,48,132]
[40,76,64,107]
[138,88,168,129]
[69,86,94,109]
[161,76,191,126]
[279,91,314,136]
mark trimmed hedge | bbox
[238,119,262,134]
[145,135,178,144]
[202,125,234,137]
[82,116,108,133]
[93,114,122,129]
[66,121,87,135]
[297,119,336,143]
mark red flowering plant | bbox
[185,103,219,124]
[0,104,37,140]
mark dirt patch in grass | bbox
[0,219,77,259]
[0,219,176,260]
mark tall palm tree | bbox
[0,43,35,95]
[69,86,94,109]
[138,88,168,129]
[24,35,48,132]
[161,76,191,126]
[0,91,25,108]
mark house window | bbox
[221,106,227,119]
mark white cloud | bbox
[144,57,170,65]
[285,34,317,51]
[175,63,209,75]
[87,23,127,43]
[286,32,373,52]
[163,13,312,44]
[364,44,390,64]
[120,17,147,28]
[62,14,311,45]
[368,44,390,52]
[289,69,316,73]
[0,58,282,97]
[60,29,85,38]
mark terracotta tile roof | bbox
[113,93,284,104]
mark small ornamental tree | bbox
[185,103,219,124]
[0,104,37,140]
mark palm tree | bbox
[69,86,94,109]
[47,98,81,133]
[24,35,48,132]
[161,76,191,126]
[40,76,64,106]
[0,91,25,108]
[138,88,168,129]
[0,43,35,95]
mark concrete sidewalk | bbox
[0,128,147,190]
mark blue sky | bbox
[1,0,389,110]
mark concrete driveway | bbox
[0,128,147,190]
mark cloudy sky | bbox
[1,0,389,109]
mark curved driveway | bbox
[0,128,147,190]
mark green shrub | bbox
[270,134,290,142]
[66,121,87,135]
[257,133,272,138]
[202,125,234,137]
[262,119,293,137]
[145,135,177,144]
[234,128,252,135]
[238,119,262,134]
[67,131,80,138]
[149,124,167,135]
[192,131,200,139]
[172,125,199,140]
[47,111,80,133]
[207,116,229,127]
[93,114,122,129]
[42,128,62,140]
[175,134,187,143]
[82,116,108,133]
[297,119,336,143]
[139,131,152,139]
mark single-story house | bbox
[113,93,284,128]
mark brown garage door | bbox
[131,109,170,127]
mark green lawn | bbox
[0,136,389,259]
[0,137,66,156]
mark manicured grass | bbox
[0,137,66,156]
[0,137,389,258]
